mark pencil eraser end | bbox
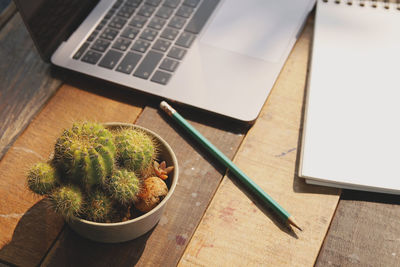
[160,101,175,116]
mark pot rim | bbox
[71,122,179,227]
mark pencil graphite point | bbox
[288,216,302,231]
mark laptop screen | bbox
[14,0,99,61]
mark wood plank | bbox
[41,105,248,266]
[0,13,62,160]
[180,16,341,267]
[0,1,15,29]
[0,84,143,267]
[315,190,400,266]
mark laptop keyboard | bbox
[72,0,219,85]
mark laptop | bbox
[14,0,315,122]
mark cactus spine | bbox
[27,162,59,195]
[106,169,141,204]
[85,189,114,222]
[114,129,156,173]
[50,185,83,220]
[54,122,115,189]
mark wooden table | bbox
[1,5,400,267]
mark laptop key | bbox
[117,5,136,18]
[148,17,166,30]
[167,46,186,60]
[126,0,142,8]
[112,38,132,51]
[116,52,142,74]
[91,39,111,52]
[133,50,163,79]
[129,16,148,28]
[73,42,90,60]
[121,27,140,39]
[176,31,195,48]
[138,5,156,17]
[140,28,158,42]
[163,0,180,8]
[145,0,161,6]
[183,0,200,7]
[100,28,119,41]
[112,0,123,9]
[156,6,174,19]
[159,58,179,72]
[81,50,102,64]
[153,39,171,52]
[105,9,116,20]
[151,70,172,85]
[176,5,194,18]
[132,39,151,53]
[87,31,99,42]
[185,0,220,34]
[160,27,179,40]
[98,49,123,69]
[109,17,127,29]
[168,16,187,29]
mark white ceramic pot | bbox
[67,123,178,243]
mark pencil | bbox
[160,101,302,231]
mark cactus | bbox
[54,122,115,190]
[114,129,157,173]
[27,162,59,195]
[85,189,114,222]
[50,185,83,220]
[26,122,170,223]
[106,169,141,204]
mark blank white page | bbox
[300,0,400,193]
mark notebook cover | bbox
[299,0,400,194]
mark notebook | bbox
[299,0,400,194]
[14,0,315,123]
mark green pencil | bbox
[160,101,302,231]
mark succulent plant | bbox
[114,129,156,174]
[85,189,114,222]
[54,122,116,190]
[50,185,84,220]
[106,169,141,204]
[26,122,170,223]
[27,162,59,195]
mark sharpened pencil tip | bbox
[288,216,302,231]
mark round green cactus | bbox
[85,189,114,222]
[54,122,116,189]
[27,162,59,195]
[106,169,141,204]
[114,129,156,173]
[50,185,83,220]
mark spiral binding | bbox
[321,0,400,10]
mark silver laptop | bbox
[15,0,315,122]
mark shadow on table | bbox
[0,198,152,267]
[227,173,300,239]
[42,225,153,267]
[0,199,64,267]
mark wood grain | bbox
[0,84,143,267]
[315,190,400,266]
[180,16,341,267]
[40,105,247,267]
[0,13,62,160]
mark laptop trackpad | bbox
[200,0,309,63]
